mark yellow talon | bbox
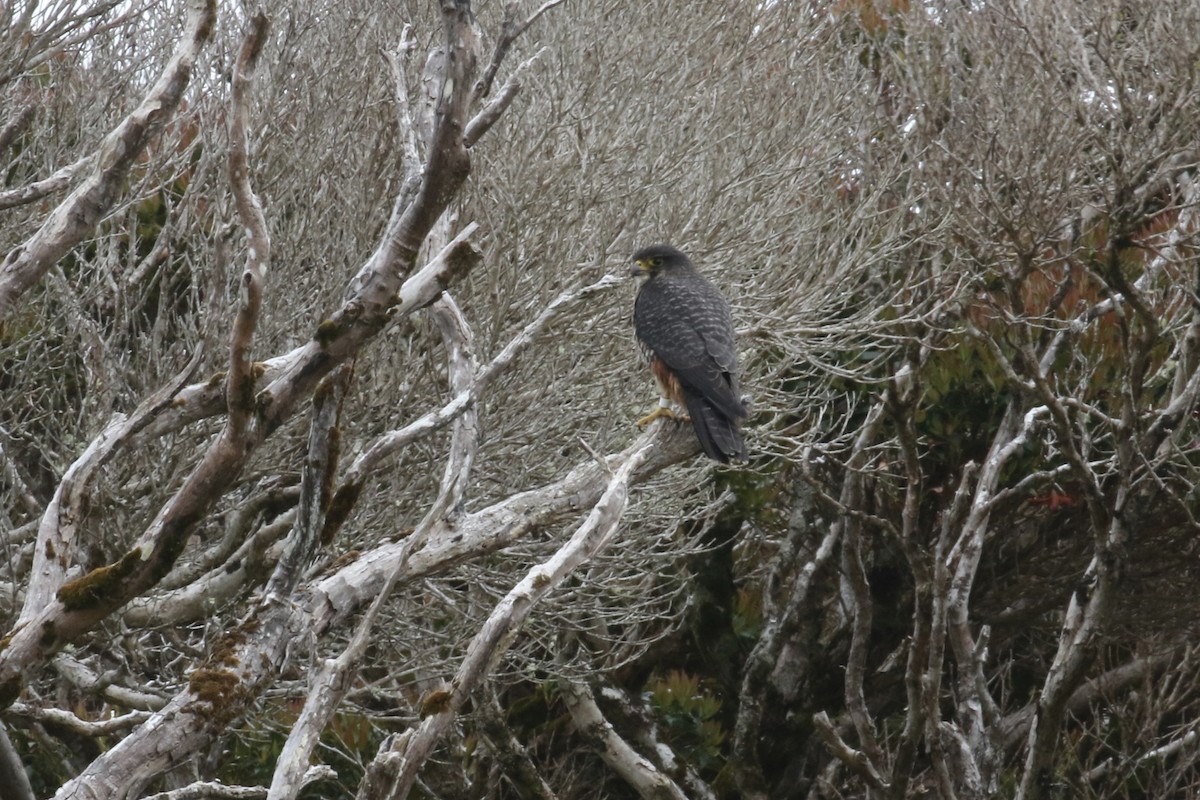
[637,405,677,427]
[636,405,690,427]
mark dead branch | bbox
[48,420,692,799]
[560,678,690,800]
[732,478,841,800]
[473,0,566,100]
[465,49,544,147]
[812,712,890,795]
[18,346,205,628]
[225,12,272,440]
[267,293,475,800]
[142,767,335,800]
[477,688,559,800]
[0,155,92,211]
[8,703,151,736]
[0,0,216,321]
[0,722,34,800]
[0,0,500,712]
[591,681,719,800]
[52,655,167,712]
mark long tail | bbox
[683,389,746,463]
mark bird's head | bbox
[630,244,691,279]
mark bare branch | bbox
[122,510,294,628]
[380,25,423,203]
[265,365,350,600]
[315,420,697,630]
[0,104,35,155]
[588,681,719,800]
[50,422,694,799]
[266,610,374,800]
[812,712,890,795]
[143,767,335,800]
[52,655,168,712]
[473,0,566,101]
[0,155,92,212]
[1085,728,1200,783]
[0,424,45,516]
[225,12,272,439]
[477,689,559,800]
[9,702,151,736]
[0,0,216,321]
[733,478,841,800]
[18,346,205,627]
[267,294,474,800]
[560,678,690,800]
[0,722,35,800]
[327,273,621,539]
[465,49,544,147]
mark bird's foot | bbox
[636,406,689,427]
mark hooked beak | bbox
[629,259,649,277]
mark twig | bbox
[473,0,566,100]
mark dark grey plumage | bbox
[631,244,746,463]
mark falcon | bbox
[630,244,747,463]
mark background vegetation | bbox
[3,0,1200,798]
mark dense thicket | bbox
[3,1,1200,798]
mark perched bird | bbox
[630,244,747,463]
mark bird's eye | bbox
[649,257,662,267]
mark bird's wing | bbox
[635,274,744,420]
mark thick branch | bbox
[0,722,35,800]
[837,399,890,783]
[560,679,689,800]
[264,367,349,600]
[0,0,504,710]
[0,103,35,154]
[732,479,841,800]
[465,49,543,147]
[9,703,151,736]
[225,12,271,438]
[142,767,335,800]
[477,689,558,800]
[18,348,205,627]
[592,682,719,800]
[315,421,697,630]
[267,295,474,800]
